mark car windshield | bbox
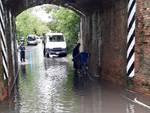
[28,36,36,41]
[49,35,64,42]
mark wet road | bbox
[0,43,150,113]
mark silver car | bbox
[27,35,38,45]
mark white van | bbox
[45,33,67,57]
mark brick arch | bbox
[5,0,84,16]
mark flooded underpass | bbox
[0,43,150,113]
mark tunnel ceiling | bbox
[4,0,116,16]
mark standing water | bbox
[0,43,149,113]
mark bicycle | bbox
[73,52,89,77]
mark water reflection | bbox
[73,71,88,90]
[20,65,26,80]
[126,103,135,113]
[1,43,150,113]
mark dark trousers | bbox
[20,51,25,62]
[73,57,80,70]
[73,61,78,69]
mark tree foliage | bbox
[16,5,80,53]
[47,6,80,53]
[16,9,49,41]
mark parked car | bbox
[45,33,67,57]
[36,36,41,43]
[27,35,38,45]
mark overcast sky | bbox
[32,6,52,22]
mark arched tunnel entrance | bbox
[0,0,150,105]
[1,0,128,94]
[8,0,129,82]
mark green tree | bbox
[47,6,80,53]
[16,9,49,41]
[16,5,80,53]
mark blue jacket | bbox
[19,43,25,51]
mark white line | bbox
[134,98,150,109]
[1,40,8,62]
[2,57,8,77]
[127,37,135,58]
[128,4,136,27]
[0,9,5,29]
[3,73,6,80]
[123,96,150,109]
[128,0,134,12]
[127,21,135,43]
[0,0,4,13]
[127,53,134,72]
[128,69,135,77]
[0,23,7,47]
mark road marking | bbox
[134,98,150,109]
[123,96,150,109]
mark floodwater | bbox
[0,42,150,113]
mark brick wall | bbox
[100,0,127,85]
[81,0,127,85]
[134,0,150,92]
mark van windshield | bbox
[28,36,36,41]
[48,35,64,42]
